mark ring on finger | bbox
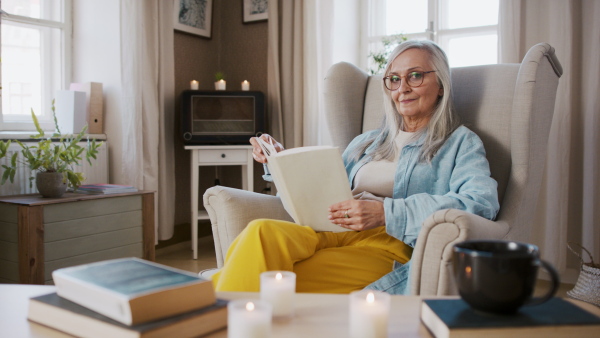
[344,210,350,218]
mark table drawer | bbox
[197,149,249,164]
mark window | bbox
[1,0,71,131]
[369,0,499,69]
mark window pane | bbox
[1,22,62,121]
[1,0,62,21]
[447,35,498,68]
[386,0,428,35]
[444,0,499,29]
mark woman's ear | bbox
[438,86,444,96]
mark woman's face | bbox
[388,48,443,121]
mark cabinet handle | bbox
[221,153,226,158]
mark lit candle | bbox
[190,80,199,90]
[228,300,272,338]
[260,271,296,317]
[349,290,390,338]
[241,80,250,91]
[215,79,226,90]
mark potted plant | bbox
[0,102,102,198]
[368,33,407,75]
[214,72,226,90]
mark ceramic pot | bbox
[36,171,67,198]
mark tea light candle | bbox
[190,80,199,90]
[228,300,272,338]
[349,290,390,338]
[241,80,250,91]
[216,79,226,90]
[260,271,296,317]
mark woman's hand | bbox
[328,199,385,231]
[249,134,284,163]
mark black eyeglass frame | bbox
[382,70,437,91]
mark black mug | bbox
[452,240,560,314]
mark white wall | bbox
[71,0,124,184]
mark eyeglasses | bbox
[383,70,437,91]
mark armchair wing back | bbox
[203,43,562,295]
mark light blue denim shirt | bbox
[343,126,500,294]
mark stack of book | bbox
[27,258,227,338]
[75,184,138,195]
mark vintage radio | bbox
[180,90,265,144]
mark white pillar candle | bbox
[190,80,199,90]
[228,300,272,338]
[260,271,296,317]
[241,80,250,91]
[349,290,390,338]
[215,79,226,90]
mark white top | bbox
[352,130,416,198]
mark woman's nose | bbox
[397,79,411,92]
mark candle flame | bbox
[276,272,283,280]
[366,292,375,304]
[246,302,255,311]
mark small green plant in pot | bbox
[0,102,102,198]
[368,33,408,75]
[214,71,226,90]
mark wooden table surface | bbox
[2,284,599,337]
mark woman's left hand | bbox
[328,200,385,231]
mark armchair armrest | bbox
[409,209,510,296]
[203,186,293,267]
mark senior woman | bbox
[211,40,499,294]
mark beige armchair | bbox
[203,43,562,296]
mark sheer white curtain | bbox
[499,0,600,282]
[268,0,362,147]
[120,1,176,241]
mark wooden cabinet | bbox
[0,191,155,284]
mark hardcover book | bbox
[420,298,600,338]
[257,138,353,232]
[28,293,227,338]
[52,258,216,325]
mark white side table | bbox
[185,145,254,259]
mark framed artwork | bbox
[174,0,213,38]
[243,0,268,23]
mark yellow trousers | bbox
[212,219,413,293]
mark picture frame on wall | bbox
[243,0,268,23]
[174,0,213,38]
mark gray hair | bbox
[352,40,460,162]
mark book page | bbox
[267,146,353,232]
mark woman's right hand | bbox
[249,134,284,163]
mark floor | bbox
[155,235,219,275]
[155,235,575,298]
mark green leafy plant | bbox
[0,101,103,190]
[368,33,408,75]
[214,71,225,81]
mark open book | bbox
[257,138,353,232]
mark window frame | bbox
[367,0,499,71]
[0,0,72,132]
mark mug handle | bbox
[525,259,560,307]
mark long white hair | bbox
[351,40,460,162]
